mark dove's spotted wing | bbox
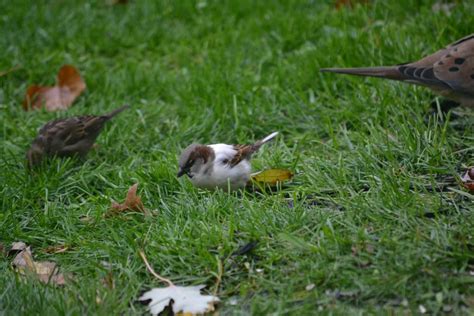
[432,35,474,95]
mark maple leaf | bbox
[137,250,219,315]
[106,183,150,217]
[139,285,219,315]
[23,65,86,111]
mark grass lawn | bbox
[1,0,473,314]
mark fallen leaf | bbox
[461,167,474,192]
[139,285,219,315]
[11,243,67,285]
[106,183,150,217]
[23,65,86,111]
[251,169,293,186]
[9,241,27,254]
[43,244,69,254]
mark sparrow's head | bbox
[177,144,214,178]
[26,144,44,168]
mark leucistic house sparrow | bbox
[178,132,279,190]
[321,34,474,107]
[27,105,129,167]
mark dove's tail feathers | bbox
[105,104,130,119]
[320,66,404,81]
[257,132,279,146]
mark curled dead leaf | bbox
[43,244,69,254]
[9,241,27,255]
[461,167,474,192]
[251,169,294,186]
[23,65,86,111]
[105,183,150,217]
[11,244,68,285]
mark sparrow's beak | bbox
[177,168,187,178]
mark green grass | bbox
[1,0,474,314]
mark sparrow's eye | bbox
[188,159,195,166]
[222,159,229,164]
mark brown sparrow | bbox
[26,105,129,167]
[321,34,474,107]
[178,132,278,190]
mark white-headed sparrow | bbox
[178,132,278,190]
[26,105,129,167]
[321,34,474,107]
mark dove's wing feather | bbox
[432,37,474,95]
[320,34,474,106]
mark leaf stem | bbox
[138,249,174,287]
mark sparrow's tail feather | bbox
[230,132,279,167]
[256,131,279,146]
[320,66,404,81]
[105,104,130,119]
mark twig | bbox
[138,249,174,287]
[213,256,223,296]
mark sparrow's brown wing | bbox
[29,105,129,163]
[229,144,255,167]
[228,132,279,167]
[38,117,88,155]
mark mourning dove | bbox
[27,105,129,167]
[321,34,474,107]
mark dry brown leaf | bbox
[9,241,27,253]
[8,241,27,257]
[11,244,67,286]
[106,183,150,217]
[334,0,369,9]
[251,169,294,186]
[43,244,69,254]
[461,167,474,192]
[23,65,86,111]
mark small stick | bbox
[213,256,223,296]
[138,249,174,287]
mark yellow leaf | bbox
[251,169,293,186]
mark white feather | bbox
[260,131,278,144]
